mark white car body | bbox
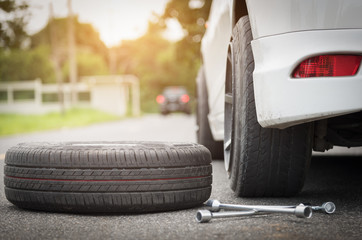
[202,0,362,140]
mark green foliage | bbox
[113,8,208,112]
[112,0,212,112]
[0,90,7,101]
[75,22,108,61]
[0,0,29,49]
[111,21,169,111]
[163,0,211,37]
[163,0,211,60]
[0,108,120,136]
[13,90,34,100]
[31,17,108,64]
[0,46,55,82]
[77,52,109,76]
[30,17,109,83]
[42,93,58,103]
[0,17,109,84]
[62,52,109,80]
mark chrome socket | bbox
[311,202,336,214]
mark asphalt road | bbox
[0,114,361,240]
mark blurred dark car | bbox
[156,86,191,115]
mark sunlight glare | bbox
[26,0,183,47]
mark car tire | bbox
[196,66,224,160]
[4,141,212,213]
[224,16,313,197]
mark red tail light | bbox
[156,95,165,104]
[180,94,190,103]
[292,55,362,78]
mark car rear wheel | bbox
[224,16,313,197]
[4,141,212,213]
[196,66,224,160]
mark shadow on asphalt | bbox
[6,204,185,217]
[300,156,362,203]
[212,156,362,201]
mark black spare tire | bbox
[4,141,212,213]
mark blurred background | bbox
[0,0,212,136]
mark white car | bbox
[196,0,362,197]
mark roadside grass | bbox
[0,108,122,136]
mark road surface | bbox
[0,114,361,239]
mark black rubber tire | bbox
[4,141,212,213]
[196,66,224,160]
[225,16,313,197]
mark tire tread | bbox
[229,16,313,197]
[4,142,212,213]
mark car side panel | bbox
[247,0,362,39]
[201,0,233,140]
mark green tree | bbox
[69,52,108,77]
[112,20,174,111]
[163,0,211,57]
[31,17,109,82]
[0,45,55,82]
[0,0,29,49]
[163,0,211,40]
[161,0,212,105]
[0,17,110,84]
[162,0,212,96]
[112,11,211,112]
[31,17,108,64]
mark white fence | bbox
[0,75,140,116]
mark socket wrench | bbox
[205,200,312,218]
[206,199,335,214]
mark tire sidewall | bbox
[227,16,313,197]
[228,16,255,192]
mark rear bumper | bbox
[252,29,362,129]
[160,102,190,113]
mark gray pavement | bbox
[0,114,197,155]
[0,114,362,239]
